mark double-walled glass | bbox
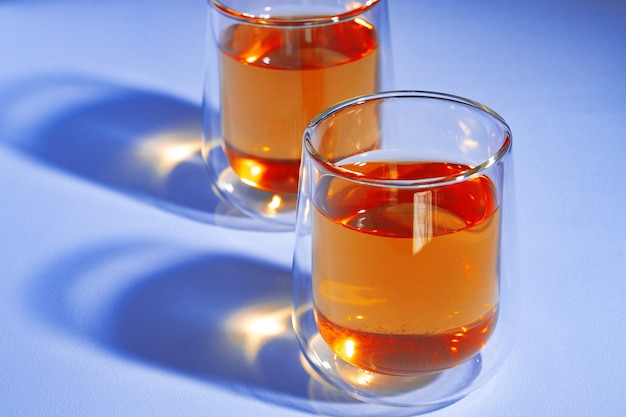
[202,0,393,230]
[292,91,518,408]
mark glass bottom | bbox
[204,139,298,232]
[300,332,483,409]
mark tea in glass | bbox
[203,0,392,228]
[292,91,517,407]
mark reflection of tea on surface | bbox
[217,19,379,194]
[312,161,500,375]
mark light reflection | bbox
[412,190,433,254]
[250,166,262,176]
[347,2,363,10]
[354,17,373,30]
[268,194,283,211]
[134,132,201,179]
[342,339,356,359]
[356,368,375,386]
[458,120,472,136]
[227,303,292,362]
[240,177,258,188]
[301,198,311,223]
[240,162,264,188]
[458,120,480,153]
[347,1,378,11]
[222,181,234,193]
[461,138,479,152]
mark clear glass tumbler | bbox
[292,91,518,409]
[202,0,393,230]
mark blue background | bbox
[1,0,624,416]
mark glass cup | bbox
[292,91,518,409]
[202,0,393,230]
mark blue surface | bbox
[1,0,625,416]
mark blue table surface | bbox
[1,0,624,416]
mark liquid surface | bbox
[312,161,500,374]
[218,19,379,194]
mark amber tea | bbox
[312,161,500,375]
[217,18,379,194]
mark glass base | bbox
[302,333,483,408]
[204,139,298,232]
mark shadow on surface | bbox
[0,74,267,230]
[26,241,426,416]
[27,241,309,408]
[107,253,307,398]
[28,241,424,416]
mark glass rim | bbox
[304,90,513,188]
[210,0,383,26]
